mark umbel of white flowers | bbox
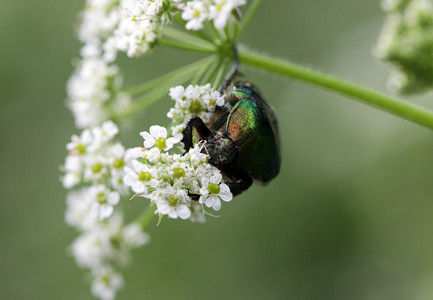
[67,0,246,129]
[63,83,233,300]
[65,0,247,298]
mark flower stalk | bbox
[135,205,157,229]
[238,46,433,130]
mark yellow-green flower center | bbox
[139,171,152,182]
[76,143,86,154]
[216,2,225,11]
[172,167,186,179]
[101,274,111,285]
[92,163,104,174]
[168,194,179,206]
[190,99,202,114]
[193,9,200,17]
[155,137,166,150]
[113,158,125,169]
[97,192,107,204]
[208,183,220,194]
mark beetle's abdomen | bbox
[226,98,280,183]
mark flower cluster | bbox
[103,0,165,61]
[181,0,246,30]
[65,0,246,297]
[63,120,127,196]
[124,124,233,222]
[76,0,245,62]
[375,0,433,94]
[69,210,149,300]
[63,121,150,300]
[67,57,129,129]
[167,83,225,134]
[67,1,245,128]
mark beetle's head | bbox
[203,133,237,169]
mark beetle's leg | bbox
[222,168,253,196]
[219,46,240,93]
[181,116,212,151]
[188,193,200,201]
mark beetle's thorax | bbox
[202,132,238,169]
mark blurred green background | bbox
[3,1,433,299]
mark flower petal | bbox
[218,184,232,202]
[211,196,221,211]
[177,205,191,220]
[150,125,167,139]
[140,131,155,148]
[210,172,222,184]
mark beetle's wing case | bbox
[225,82,281,183]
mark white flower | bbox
[199,172,232,211]
[122,223,150,248]
[92,120,119,143]
[209,0,246,30]
[63,121,130,193]
[181,0,209,30]
[80,41,102,58]
[66,57,119,128]
[123,160,158,194]
[90,266,124,300]
[155,187,191,219]
[108,143,125,169]
[168,161,189,182]
[71,229,113,268]
[102,0,163,60]
[167,84,225,133]
[202,89,225,110]
[65,188,97,231]
[89,185,120,220]
[62,156,82,188]
[78,0,120,44]
[67,129,92,154]
[188,143,208,166]
[125,147,144,160]
[70,213,149,270]
[83,154,110,181]
[168,85,185,101]
[140,125,182,151]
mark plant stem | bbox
[239,46,433,130]
[123,55,216,96]
[162,27,216,53]
[114,55,216,119]
[135,205,157,229]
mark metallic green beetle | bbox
[182,67,281,196]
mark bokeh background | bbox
[3,1,433,299]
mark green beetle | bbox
[182,68,281,196]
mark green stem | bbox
[135,205,157,229]
[162,27,216,53]
[160,38,215,53]
[239,46,433,130]
[213,58,229,89]
[114,55,217,119]
[123,55,216,96]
